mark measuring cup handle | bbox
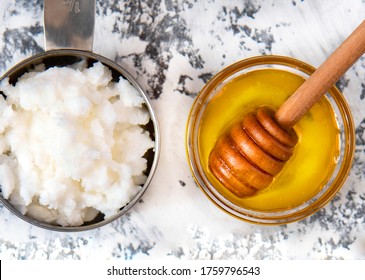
[44,0,95,52]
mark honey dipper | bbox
[209,20,365,198]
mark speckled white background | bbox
[0,0,364,260]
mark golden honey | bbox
[198,69,340,211]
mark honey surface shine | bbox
[198,69,340,211]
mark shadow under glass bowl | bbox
[186,55,355,225]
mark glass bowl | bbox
[186,55,355,225]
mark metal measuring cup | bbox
[0,0,160,231]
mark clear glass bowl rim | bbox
[186,55,355,225]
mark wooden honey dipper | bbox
[209,20,365,198]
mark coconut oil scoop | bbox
[0,0,160,231]
[209,20,365,198]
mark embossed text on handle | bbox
[64,0,81,13]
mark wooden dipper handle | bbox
[209,20,365,198]
[275,20,365,129]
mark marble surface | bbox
[0,0,364,260]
